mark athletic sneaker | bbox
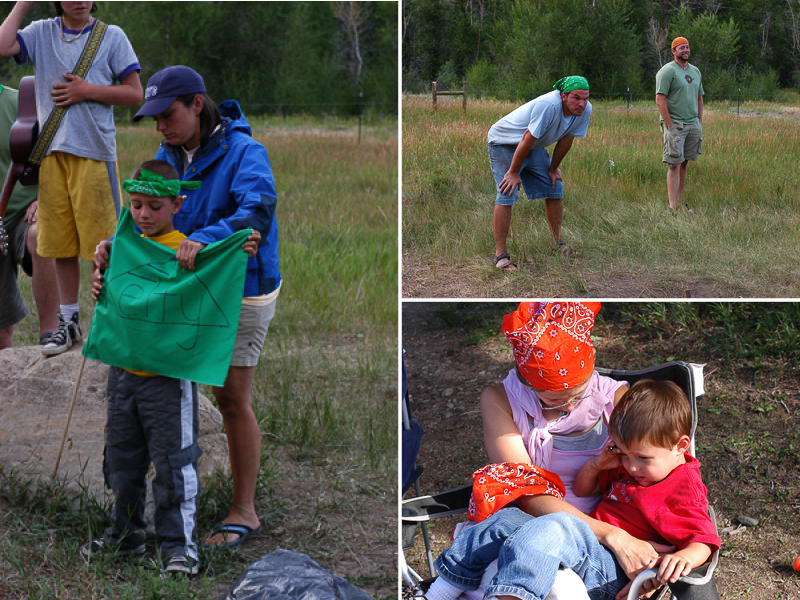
[164,554,199,576]
[42,312,82,356]
[79,531,146,562]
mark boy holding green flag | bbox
[82,160,258,575]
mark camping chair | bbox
[401,351,436,593]
[401,361,720,600]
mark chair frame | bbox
[400,361,720,599]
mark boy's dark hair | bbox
[609,379,692,449]
[131,160,181,199]
[176,92,221,148]
[51,2,98,16]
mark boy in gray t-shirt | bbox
[0,1,142,356]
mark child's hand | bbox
[591,442,623,471]
[94,240,112,270]
[176,239,206,271]
[23,200,37,223]
[241,230,261,257]
[656,552,694,585]
[91,269,104,301]
[615,578,662,600]
[615,578,663,600]
[51,74,90,107]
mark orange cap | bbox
[672,37,689,49]
[502,302,600,391]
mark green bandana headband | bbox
[553,76,589,94]
[123,169,201,198]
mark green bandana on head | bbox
[123,169,201,198]
[553,76,590,94]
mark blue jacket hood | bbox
[218,99,253,137]
[153,99,280,297]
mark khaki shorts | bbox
[37,152,121,261]
[230,295,278,368]
[661,121,703,164]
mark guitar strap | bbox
[28,19,108,166]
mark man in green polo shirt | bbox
[655,36,704,212]
[0,83,59,349]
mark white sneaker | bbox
[164,554,199,576]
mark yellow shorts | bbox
[36,152,121,261]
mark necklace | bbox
[60,15,93,43]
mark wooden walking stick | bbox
[52,354,87,479]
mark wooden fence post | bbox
[432,81,437,112]
[462,80,467,114]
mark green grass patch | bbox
[403,94,800,297]
[6,117,397,598]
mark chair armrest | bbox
[626,548,720,600]
[401,484,473,521]
[627,569,658,600]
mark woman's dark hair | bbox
[51,2,98,16]
[176,93,221,148]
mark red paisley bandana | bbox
[502,302,600,391]
[468,462,566,523]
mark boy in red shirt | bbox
[426,380,720,600]
[572,379,720,597]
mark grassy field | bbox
[2,116,398,598]
[402,95,800,298]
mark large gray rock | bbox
[0,346,230,512]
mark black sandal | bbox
[550,241,577,258]
[495,253,517,271]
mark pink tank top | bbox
[502,369,627,514]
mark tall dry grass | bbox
[402,95,800,298]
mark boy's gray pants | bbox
[104,366,202,560]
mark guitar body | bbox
[10,76,39,186]
[0,76,38,255]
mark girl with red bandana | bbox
[424,302,719,600]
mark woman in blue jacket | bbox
[133,65,280,548]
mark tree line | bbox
[403,0,800,101]
[1,1,398,117]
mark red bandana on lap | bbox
[502,302,601,391]
[468,462,566,522]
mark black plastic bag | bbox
[216,548,374,600]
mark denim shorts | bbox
[661,121,703,164]
[487,141,564,206]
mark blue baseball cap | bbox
[133,65,206,122]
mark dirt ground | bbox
[401,302,800,599]
[401,247,741,300]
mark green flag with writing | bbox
[83,207,250,386]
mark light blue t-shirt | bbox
[16,18,140,162]
[487,90,592,148]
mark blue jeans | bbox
[487,142,564,206]
[435,508,626,600]
[435,507,720,600]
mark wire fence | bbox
[239,100,398,118]
[114,99,398,142]
[408,81,800,116]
